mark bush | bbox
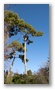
[4,64,49,84]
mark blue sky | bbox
[5,4,49,74]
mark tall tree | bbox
[4,10,43,74]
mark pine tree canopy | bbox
[4,10,43,61]
[4,10,43,37]
[7,40,24,52]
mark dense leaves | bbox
[4,10,19,26]
[4,40,24,61]
[4,10,43,38]
[19,54,28,63]
[4,74,49,84]
[4,10,43,60]
[4,60,49,84]
[4,10,43,76]
[8,40,24,52]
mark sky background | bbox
[4,4,49,74]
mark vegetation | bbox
[4,10,43,75]
[4,60,49,84]
[4,9,47,84]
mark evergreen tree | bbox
[4,10,43,74]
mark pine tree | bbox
[4,10,43,75]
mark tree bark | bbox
[24,41,27,75]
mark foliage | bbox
[4,10,43,76]
[27,70,32,75]
[4,10,43,60]
[19,54,28,63]
[8,40,24,52]
[4,10,43,61]
[4,10,19,26]
[4,70,12,84]
[4,60,49,84]
[4,10,43,38]
[37,60,49,83]
[4,73,49,84]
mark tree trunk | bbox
[24,41,27,75]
